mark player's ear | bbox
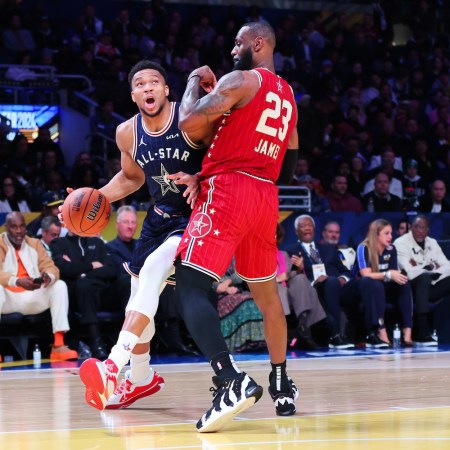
[131,91,136,103]
[165,84,169,97]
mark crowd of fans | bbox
[1,1,450,356]
[0,1,450,213]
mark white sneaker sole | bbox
[197,385,263,433]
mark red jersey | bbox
[200,68,297,182]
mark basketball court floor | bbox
[1,346,450,449]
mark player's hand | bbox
[191,66,217,93]
[58,187,74,225]
[166,172,200,208]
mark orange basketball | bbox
[61,187,111,236]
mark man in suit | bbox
[106,205,138,309]
[286,214,358,349]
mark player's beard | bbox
[140,102,164,118]
[233,47,253,71]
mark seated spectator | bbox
[355,218,413,347]
[40,216,62,256]
[212,258,266,353]
[419,179,450,212]
[326,174,363,212]
[0,212,77,361]
[285,215,358,349]
[396,219,410,238]
[394,215,450,346]
[297,175,330,213]
[26,191,66,238]
[106,205,138,310]
[362,172,402,212]
[276,223,325,350]
[50,231,117,359]
[0,175,31,213]
[363,152,404,199]
[347,155,367,199]
[320,220,356,270]
[402,159,427,211]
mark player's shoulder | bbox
[116,115,136,136]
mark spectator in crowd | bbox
[50,231,117,359]
[106,205,138,310]
[40,216,62,257]
[396,219,410,238]
[26,191,66,238]
[320,220,356,270]
[2,14,36,56]
[0,175,31,213]
[419,179,450,212]
[394,215,450,346]
[285,215,357,349]
[0,212,77,361]
[354,218,413,347]
[403,159,427,210]
[297,174,330,213]
[212,258,266,353]
[362,172,402,212]
[326,174,364,212]
[277,223,325,350]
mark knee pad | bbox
[138,320,155,343]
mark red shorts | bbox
[176,172,279,281]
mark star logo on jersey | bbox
[152,163,180,196]
[213,229,220,236]
[276,79,283,92]
[139,135,147,146]
[188,212,212,238]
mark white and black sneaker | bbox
[268,374,299,416]
[196,372,263,433]
[415,335,438,347]
[366,333,390,349]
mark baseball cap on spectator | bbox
[41,191,64,207]
[405,159,418,169]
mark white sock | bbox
[107,331,139,372]
[130,352,152,384]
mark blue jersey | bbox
[127,102,206,276]
[354,243,399,276]
[132,102,206,217]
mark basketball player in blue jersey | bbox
[78,60,214,411]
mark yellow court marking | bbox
[1,408,450,450]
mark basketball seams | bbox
[81,188,95,233]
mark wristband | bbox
[384,270,392,282]
[188,73,200,82]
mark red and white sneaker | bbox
[105,369,165,409]
[79,358,119,410]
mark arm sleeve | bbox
[276,148,298,185]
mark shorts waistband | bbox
[236,171,273,183]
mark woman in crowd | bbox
[355,218,413,347]
[0,175,31,213]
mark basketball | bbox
[61,187,111,236]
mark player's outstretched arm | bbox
[100,120,145,203]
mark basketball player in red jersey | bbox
[172,22,299,432]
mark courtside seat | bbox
[0,311,51,360]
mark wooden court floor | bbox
[1,350,450,449]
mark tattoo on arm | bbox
[196,72,245,117]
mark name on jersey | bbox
[136,148,190,168]
[254,139,280,159]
